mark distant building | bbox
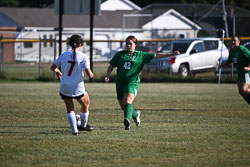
[1,0,249,62]
[140,3,250,37]
[101,0,141,11]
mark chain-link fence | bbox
[0,30,250,81]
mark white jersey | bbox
[54,50,90,97]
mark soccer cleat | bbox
[124,118,130,130]
[77,125,94,131]
[72,132,78,136]
[132,110,141,127]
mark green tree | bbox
[130,0,250,11]
[0,0,53,7]
[0,0,19,7]
[230,0,250,11]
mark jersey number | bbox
[67,61,75,76]
[123,62,131,70]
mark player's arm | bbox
[243,59,250,72]
[85,68,94,78]
[50,64,62,79]
[244,64,250,72]
[154,51,180,59]
[105,64,114,83]
[243,47,250,72]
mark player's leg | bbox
[63,98,78,135]
[123,93,135,130]
[123,92,141,127]
[124,83,139,118]
[123,92,136,120]
[123,83,141,130]
[116,85,124,110]
[76,92,94,131]
[117,84,140,129]
[130,83,141,126]
[118,92,139,122]
[238,81,250,104]
[118,99,124,110]
[117,87,139,117]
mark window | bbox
[172,41,192,54]
[204,41,212,51]
[24,42,33,48]
[161,44,171,53]
[210,40,218,49]
[204,40,219,51]
[192,43,203,53]
[49,34,53,47]
[43,35,47,47]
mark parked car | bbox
[136,44,151,52]
[145,37,229,77]
[156,42,171,53]
[243,42,250,51]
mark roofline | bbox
[174,37,221,41]
[163,9,201,29]
[141,9,201,30]
[122,0,141,10]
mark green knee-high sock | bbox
[244,93,250,105]
[124,103,137,120]
[132,108,138,119]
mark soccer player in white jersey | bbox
[50,34,94,135]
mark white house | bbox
[0,0,201,62]
[142,9,201,39]
[101,0,141,11]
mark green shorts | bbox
[238,72,250,83]
[116,82,139,100]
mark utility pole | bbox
[58,0,63,56]
[222,0,229,37]
[90,0,94,72]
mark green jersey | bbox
[228,45,250,75]
[109,50,155,86]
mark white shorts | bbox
[245,73,250,84]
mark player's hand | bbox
[89,73,94,78]
[85,69,94,79]
[172,51,180,56]
[104,76,109,83]
[244,67,250,71]
[56,71,62,79]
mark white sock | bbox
[67,112,78,134]
[80,112,89,128]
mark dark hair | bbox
[126,35,137,45]
[232,35,241,45]
[68,34,84,61]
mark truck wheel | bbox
[179,64,189,77]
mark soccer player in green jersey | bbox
[105,35,180,130]
[221,36,250,105]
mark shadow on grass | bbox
[0,125,70,135]
[0,71,237,83]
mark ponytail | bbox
[68,35,84,62]
[73,43,77,62]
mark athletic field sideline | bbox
[0,82,249,167]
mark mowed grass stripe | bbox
[0,82,249,167]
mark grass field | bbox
[0,82,249,167]
[0,62,237,83]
